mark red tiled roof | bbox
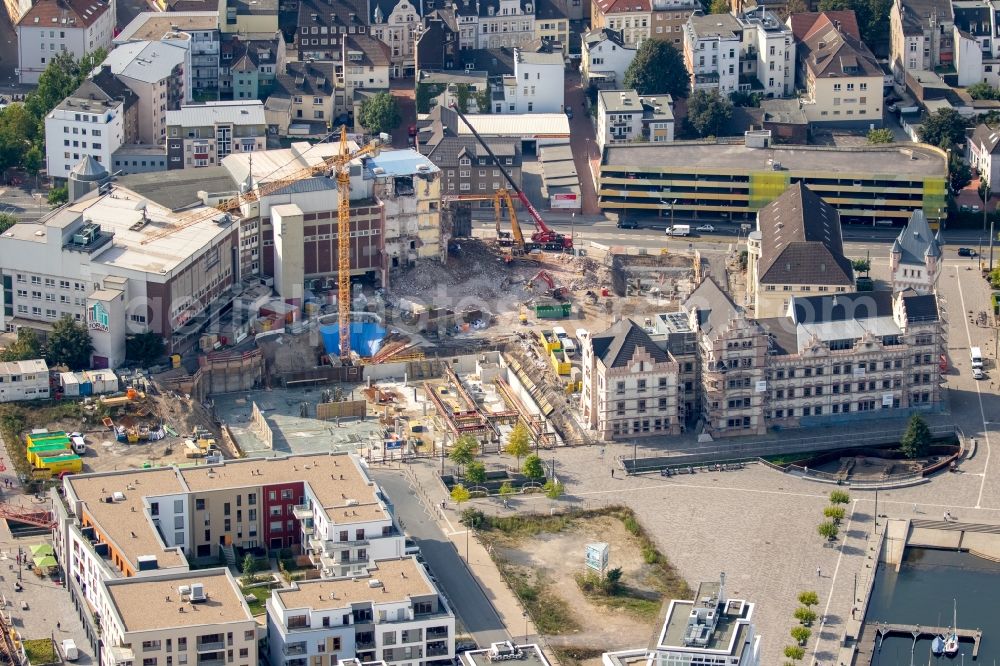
[17,0,110,28]
[595,0,650,16]
[787,10,859,41]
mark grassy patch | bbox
[241,585,272,616]
[574,571,663,621]
[22,639,58,665]
[494,559,579,634]
[480,512,576,539]
[550,647,606,666]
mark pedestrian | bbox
[611,468,615,478]
[816,567,821,577]
[913,503,918,513]
[56,622,60,631]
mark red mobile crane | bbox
[449,104,573,251]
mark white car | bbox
[973,367,985,380]
[696,224,715,233]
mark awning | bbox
[29,544,54,557]
[33,555,57,568]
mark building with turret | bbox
[890,209,942,294]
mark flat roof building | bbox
[0,359,50,403]
[598,139,948,225]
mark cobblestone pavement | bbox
[394,257,1000,666]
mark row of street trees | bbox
[818,490,850,541]
[784,590,821,664]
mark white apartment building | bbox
[98,569,258,666]
[166,101,267,170]
[0,359,51,402]
[969,123,1000,193]
[15,0,114,84]
[683,13,742,94]
[44,70,139,180]
[582,28,637,89]
[739,7,794,97]
[101,40,192,144]
[266,557,455,666]
[595,89,673,150]
[115,12,221,95]
[499,43,564,113]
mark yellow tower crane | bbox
[136,126,382,364]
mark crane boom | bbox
[337,127,352,363]
[448,104,571,250]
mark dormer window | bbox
[459,156,471,165]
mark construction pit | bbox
[210,352,560,461]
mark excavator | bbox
[137,127,383,363]
[449,104,573,252]
[443,188,526,262]
[525,269,569,300]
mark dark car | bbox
[617,218,638,229]
[957,247,977,257]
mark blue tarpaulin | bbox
[320,323,385,358]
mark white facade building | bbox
[581,28,637,89]
[0,359,50,402]
[596,89,673,150]
[15,0,114,84]
[266,557,455,666]
[497,43,564,113]
[739,7,795,97]
[44,71,138,180]
[969,123,1000,193]
[115,12,221,94]
[683,13,742,94]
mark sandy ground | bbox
[491,515,663,656]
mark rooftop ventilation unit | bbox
[189,582,207,603]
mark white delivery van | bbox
[552,326,568,340]
[61,639,79,661]
[562,338,577,356]
[665,224,691,236]
[971,347,984,369]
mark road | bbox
[373,469,511,648]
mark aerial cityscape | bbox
[0,0,997,662]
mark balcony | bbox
[293,504,313,520]
[196,641,225,653]
[197,660,224,666]
[282,644,308,657]
[426,627,449,640]
[427,643,450,658]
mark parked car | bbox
[973,367,986,380]
[696,224,715,233]
[617,218,638,229]
[957,247,978,257]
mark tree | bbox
[0,104,37,171]
[499,481,515,502]
[790,626,811,645]
[125,331,166,367]
[794,606,818,625]
[449,434,479,474]
[543,479,564,500]
[0,328,42,362]
[782,0,808,15]
[949,150,972,192]
[818,520,839,541]
[900,413,932,459]
[623,40,690,98]
[797,590,819,607]
[240,553,259,586]
[708,0,729,12]
[0,212,16,235]
[851,258,871,275]
[47,186,68,206]
[968,82,1000,100]
[23,145,43,181]
[358,92,401,135]
[919,108,968,147]
[450,483,471,505]
[522,454,545,480]
[829,490,850,505]
[867,128,894,144]
[687,89,733,137]
[783,645,805,662]
[824,505,846,524]
[505,421,532,468]
[46,316,93,370]
[465,460,487,485]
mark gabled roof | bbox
[971,123,1000,154]
[594,0,650,16]
[297,0,367,28]
[345,33,392,68]
[17,0,110,28]
[892,209,942,265]
[369,0,422,23]
[458,47,515,75]
[757,182,854,286]
[535,0,566,20]
[895,0,953,36]
[476,0,532,18]
[787,10,859,41]
[800,18,881,79]
[590,319,669,369]
[275,60,335,96]
[419,134,519,166]
[788,290,893,324]
[684,277,739,337]
[583,27,627,48]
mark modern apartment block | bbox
[44,68,139,180]
[98,569,258,666]
[746,183,855,318]
[166,101,267,170]
[115,12,221,95]
[596,90,674,150]
[597,138,948,225]
[266,557,455,666]
[0,359,51,402]
[15,0,114,84]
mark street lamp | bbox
[659,200,677,228]
[523,611,529,645]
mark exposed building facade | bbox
[166,101,267,170]
[15,0,114,84]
